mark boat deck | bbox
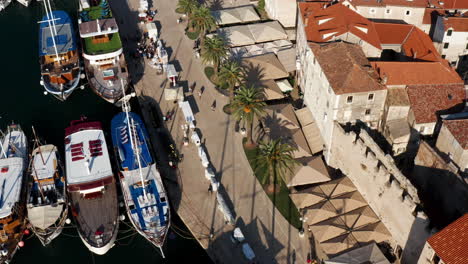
[86,54,128,103]
[70,181,118,248]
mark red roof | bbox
[342,0,429,7]
[309,42,385,95]
[407,83,465,123]
[443,17,468,32]
[444,119,468,149]
[371,61,463,85]
[423,8,447,24]
[299,2,382,49]
[430,0,468,9]
[374,23,413,44]
[401,26,441,61]
[427,214,468,264]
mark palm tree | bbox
[201,35,228,73]
[176,0,198,23]
[218,59,244,101]
[190,6,216,39]
[257,139,298,193]
[231,85,266,146]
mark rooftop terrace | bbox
[83,32,122,55]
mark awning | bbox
[277,47,297,73]
[262,80,285,101]
[295,108,324,154]
[276,79,293,93]
[285,156,331,187]
[248,21,288,43]
[324,243,391,264]
[179,101,195,124]
[164,86,184,101]
[243,53,289,80]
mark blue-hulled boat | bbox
[111,110,170,256]
[39,4,81,101]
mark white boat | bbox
[27,127,67,246]
[0,124,28,264]
[16,0,31,7]
[64,117,119,255]
[0,0,11,11]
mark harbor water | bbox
[0,2,211,263]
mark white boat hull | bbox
[77,224,118,255]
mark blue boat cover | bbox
[38,10,77,56]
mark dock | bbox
[110,0,312,262]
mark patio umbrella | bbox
[319,177,356,198]
[329,191,368,215]
[290,186,326,209]
[304,200,340,225]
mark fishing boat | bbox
[39,1,81,101]
[111,97,170,256]
[0,0,11,12]
[77,0,129,104]
[26,127,67,246]
[64,117,119,255]
[0,124,28,263]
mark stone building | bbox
[381,88,411,155]
[372,61,466,136]
[264,0,296,28]
[436,119,468,174]
[418,213,468,264]
[296,41,386,162]
[432,15,468,67]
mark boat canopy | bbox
[39,11,76,56]
[28,205,63,229]
[0,158,24,218]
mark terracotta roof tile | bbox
[443,119,468,149]
[299,2,382,49]
[371,61,463,85]
[407,83,465,123]
[310,42,385,94]
[423,8,447,24]
[401,27,441,61]
[427,214,468,264]
[443,17,468,32]
[430,0,468,9]
[374,22,413,44]
[342,0,430,8]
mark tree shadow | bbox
[242,61,266,88]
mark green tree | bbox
[176,0,198,24]
[257,139,298,193]
[231,85,266,146]
[201,35,228,74]
[190,6,216,39]
[218,59,244,101]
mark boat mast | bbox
[31,126,46,166]
[46,0,58,36]
[31,161,47,203]
[121,80,147,198]
[41,0,59,60]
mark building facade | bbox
[432,15,468,67]
[436,119,468,174]
[264,0,297,28]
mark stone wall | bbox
[327,122,430,263]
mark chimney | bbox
[305,17,309,26]
[380,74,388,84]
[413,51,418,59]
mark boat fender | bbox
[80,74,86,79]
[1,249,7,256]
[23,229,30,235]
[39,80,44,86]
[43,91,48,95]
[119,215,126,221]
[65,219,71,225]
[18,241,24,248]
[119,202,124,208]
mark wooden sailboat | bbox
[26,127,68,246]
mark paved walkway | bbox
[111,0,311,263]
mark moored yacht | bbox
[64,117,119,255]
[111,102,170,256]
[78,0,129,104]
[0,124,28,264]
[27,127,67,246]
[39,3,81,101]
[0,0,11,12]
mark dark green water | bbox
[0,2,210,263]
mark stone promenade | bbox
[111,0,311,263]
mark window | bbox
[386,9,391,14]
[323,112,328,121]
[447,30,453,36]
[466,43,468,49]
[370,8,376,14]
[365,109,371,115]
[347,96,353,103]
[444,43,449,49]
[451,61,457,67]
[326,101,329,108]
[442,55,446,59]
[368,93,374,101]
[405,10,411,15]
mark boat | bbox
[77,0,129,104]
[26,127,67,246]
[0,0,11,12]
[38,1,81,101]
[64,117,119,255]
[17,0,31,7]
[111,97,170,256]
[0,124,28,263]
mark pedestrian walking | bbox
[211,100,216,111]
[197,91,202,99]
[208,184,213,194]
